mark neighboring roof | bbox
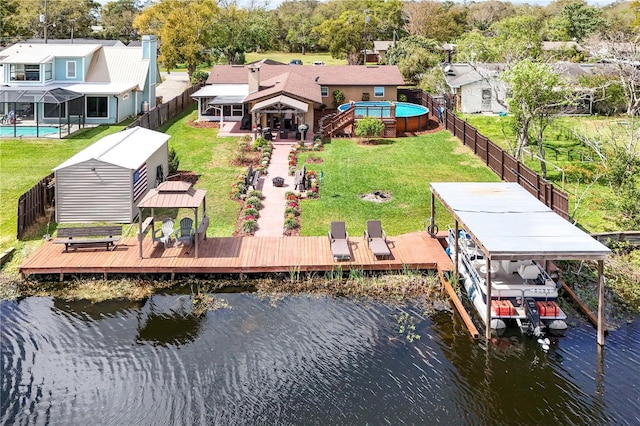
[138,181,206,209]
[206,63,405,87]
[17,38,126,47]
[251,95,309,113]
[444,63,506,88]
[0,43,101,64]
[430,182,610,260]
[0,86,83,104]
[373,41,394,52]
[191,84,249,98]
[85,47,150,90]
[54,127,170,171]
[246,58,286,66]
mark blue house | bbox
[0,35,159,130]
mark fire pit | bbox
[272,176,285,187]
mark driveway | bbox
[156,72,190,103]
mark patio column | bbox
[597,259,605,346]
[485,257,493,340]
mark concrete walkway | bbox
[254,142,297,237]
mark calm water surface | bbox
[1,293,639,425]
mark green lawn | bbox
[298,133,500,236]
[244,52,346,66]
[459,113,625,232]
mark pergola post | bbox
[454,221,459,281]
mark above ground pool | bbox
[337,101,430,133]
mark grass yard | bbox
[459,113,628,232]
[244,52,346,66]
[298,133,500,237]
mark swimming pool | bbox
[337,101,430,132]
[0,126,59,137]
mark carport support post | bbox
[597,260,605,346]
[138,207,143,259]
[485,257,493,340]
[454,221,459,280]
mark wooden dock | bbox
[20,231,454,279]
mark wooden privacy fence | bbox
[127,83,203,131]
[421,92,569,219]
[17,173,55,239]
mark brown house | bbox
[191,60,405,134]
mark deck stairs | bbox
[320,105,355,138]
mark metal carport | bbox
[429,182,611,345]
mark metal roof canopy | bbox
[430,182,609,345]
[0,87,83,104]
[137,181,207,259]
[430,182,610,261]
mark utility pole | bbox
[41,0,49,43]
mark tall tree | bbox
[100,0,143,44]
[467,1,515,32]
[402,0,468,42]
[10,0,100,41]
[502,60,571,177]
[546,1,604,42]
[134,0,217,78]
[274,0,320,54]
[386,35,441,84]
[0,0,21,43]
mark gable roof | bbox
[54,127,169,171]
[0,43,101,64]
[85,47,150,90]
[207,63,405,87]
[244,70,322,103]
[373,41,394,52]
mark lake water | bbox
[1,293,639,425]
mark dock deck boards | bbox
[20,232,453,278]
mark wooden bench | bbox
[54,226,122,252]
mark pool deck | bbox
[20,232,454,280]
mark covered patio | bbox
[429,182,611,345]
[0,87,85,138]
[137,181,208,258]
[251,95,308,140]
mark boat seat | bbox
[518,264,539,280]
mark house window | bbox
[87,96,108,118]
[10,64,40,81]
[66,61,76,79]
[321,86,329,97]
[44,63,52,81]
[374,87,384,97]
[44,103,66,118]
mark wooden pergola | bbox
[137,181,207,258]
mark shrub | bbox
[355,117,385,142]
[332,89,345,107]
[244,207,259,218]
[242,219,258,233]
[231,186,243,200]
[398,93,408,102]
[247,190,263,199]
[285,206,300,216]
[306,190,318,198]
[168,147,180,174]
[191,70,209,84]
[284,218,299,230]
[287,201,298,208]
[246,197,263,209]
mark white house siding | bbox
[55,159,133,223]
[459,80,508,114]
[143,145,169,191]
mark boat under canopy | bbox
[429,182,611,344]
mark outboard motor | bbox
[524,298,543,336]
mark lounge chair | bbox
[364,220,391,259]
[328,221,351,261]
[152,218,174,248]
[176,217,195,247]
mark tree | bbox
[100,0,143,44]
[402,0,468,42]
[0,0,21,43]
[386,35,441,84]
[9,0,100,41]
[209,5,275,64]
[274,0,320,54]
[134,0,217,79]
[354,117,385,142]
[467,1,515,32]
[501,59,572,177]
[546,1,604,42]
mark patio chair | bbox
[364,220,391,259]
[176,217,195,247]
[152,218,175,248]
[328,221,351,261]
